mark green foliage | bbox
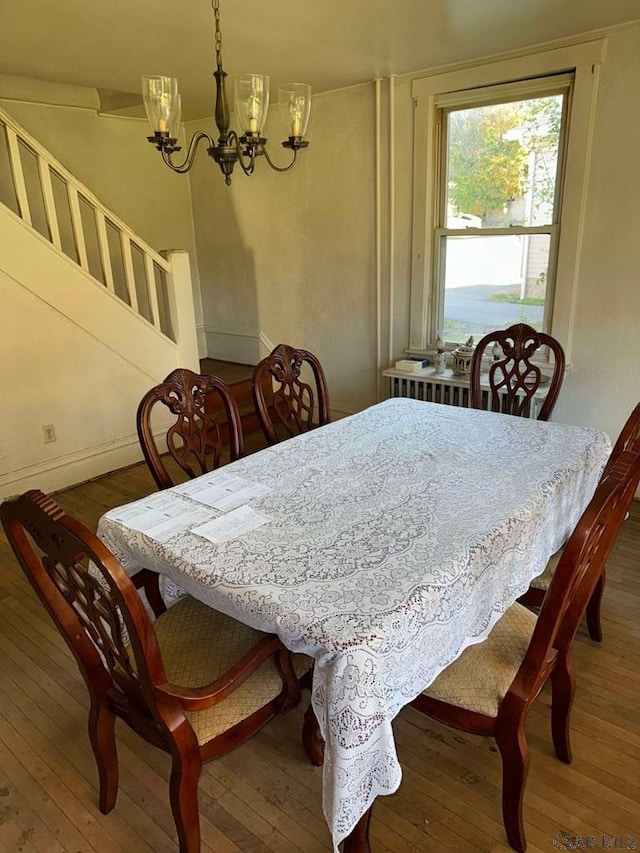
[515,95,562,211]
[448,104,526,220]
[489,294,545,306]
[447,95,563,224]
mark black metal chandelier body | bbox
[143,0,310,185]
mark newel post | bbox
[162,249,200,371]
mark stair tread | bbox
[200,358,274,441]
[200,357,254,384]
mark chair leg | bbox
[550,652,574,764]
[517,587,545,609]
[586,570,605,642]
[132,568,166,617]
[342,806,372,853]
[88,699,118,814]
[275,648,301,711]
[169,742,202,853]
[496,720,530,853]
[302,701,325,766]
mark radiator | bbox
[382,368,544,419]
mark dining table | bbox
[97,398,610,852]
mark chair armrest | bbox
[154,633,283,711]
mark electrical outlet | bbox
[42,424,57,444]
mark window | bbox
[436,77,569,343]
[409,42,604,359]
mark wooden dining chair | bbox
[252,344,330,445]
[0,490,304,853]
[521,400,640,640]
[408,449,640,853]
[470,323,565,421]
[137,367,243,491]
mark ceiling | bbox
[2,0,640,118]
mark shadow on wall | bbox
[187,142,261,365]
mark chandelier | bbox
[142,0,311,185]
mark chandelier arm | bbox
[226,131,258,176]
[260,144,298,173]
[162,132,216,174]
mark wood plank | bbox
[121,234,139,313]
[144,251,161,330]
[95,208,115,294]
[5,127,31,225]
[37,158,61,250]
[67,185,89,272]
[0,742,70,853]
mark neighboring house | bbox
[1,14,640,498]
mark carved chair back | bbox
[603,401,640,477]
[509,450,640,702]
[520,400,640,634]
[0,490,179,748]
[252,344,330,445]
[470,323,565,421]
[137,368,243,489]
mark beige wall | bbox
[0,263,169,498]
[1,270,146,464]
[190,25,640,442]
[551,25,640,439]
[188,86,378,414]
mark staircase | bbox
[0,104,198,366]
[0,104,199,499]
[199,358,273,451]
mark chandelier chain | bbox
[212,0,223,70]
[144,0,310,183]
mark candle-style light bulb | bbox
[279,83,311,139]
[234,75,270,135]
[290,98,304,137]
[248,95,260,133]
[142,76,179,134]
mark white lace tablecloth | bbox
[98,399,610,850]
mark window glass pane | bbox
[154,263,175,340]
[0,121,19,215]
[18,140,50,240]
[131,243,153,323]
[106,220,131,305]
[442,233,550,342]
[445,94,563,228]
[50,171,78,263]
[78,195,105,284]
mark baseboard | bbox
[258,331,277,357]
[330,403,360,420]
[196,324,207,359]
[204,327,263,364]
[0,428,167,501]
[203,327,278,364]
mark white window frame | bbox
[409,41,605,363]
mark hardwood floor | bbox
[0,465,638,852]
[200,358,254,385]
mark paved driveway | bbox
[445,284,544,336]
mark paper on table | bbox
[174,472,272,512]
[109,493,212,543]
[191,505,269,544]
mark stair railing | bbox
[0,104,179,343]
